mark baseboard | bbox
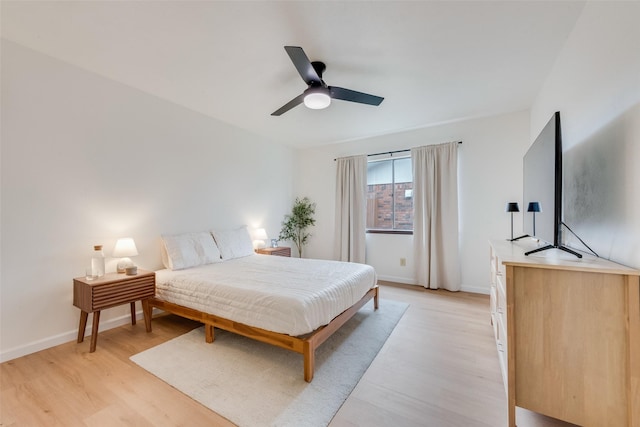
[378,275,488,295]
[460,284,489,295]
[0,310,146,363]
[376,275,417,285]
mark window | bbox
[366,157,413,232]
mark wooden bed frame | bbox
[144,285,379,382]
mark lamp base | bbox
[253,240,266,249]
[117,257,134,273]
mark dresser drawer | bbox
[496,275,507,334]
[490,246,499,286]
[92,275,155,310]
[490,285,497,317]
[73,271,156,313]
[496,313,508,394]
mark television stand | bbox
[525,244,582,258]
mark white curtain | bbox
[334,155,367,263]
[412,142,460,291]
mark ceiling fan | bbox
[271,46,384,116]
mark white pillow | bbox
[161,232,222,270]
[211,226,255,260]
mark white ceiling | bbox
[1,1,586,149]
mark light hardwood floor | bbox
[1,283,577,426]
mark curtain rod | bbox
[368,148,410,157]
[334,141,462,161]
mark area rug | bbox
[130,299,408,427]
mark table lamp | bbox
[527,202,541,237]
[113,237,138,273]
[506,202,519,240]
[251,228,268,249]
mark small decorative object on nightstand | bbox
[91,245,105,278]
[73,270,155,352]
[256,246,291,257]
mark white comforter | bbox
[155,254,377,336]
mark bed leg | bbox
[205,324,214,343]
[303,342,314,382]
[374,286,379,310]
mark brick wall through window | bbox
[366,182,413,230]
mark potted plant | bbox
[279,197,316,258]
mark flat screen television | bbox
[522,111,581,258]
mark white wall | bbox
[0,40,293,361]
[531,1,640,269]
[294,111,530,293]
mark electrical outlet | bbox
[400,258,406,267]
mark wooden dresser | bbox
[489,239,640,427]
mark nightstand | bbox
[73,270,155,352]
[256,246,291,257]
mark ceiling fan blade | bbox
[271,93,305,116]
[284,46,322,85]
[329,86,384,106]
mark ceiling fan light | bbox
[303,91,331,109]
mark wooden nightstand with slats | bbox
[255,247,291,257]
[73,270,155,352]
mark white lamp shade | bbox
[112,237,139,258]
[251,228,268,249]
[252,228,268,241]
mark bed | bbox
[144,228,378,382]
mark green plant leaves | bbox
[278,197,316,258]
